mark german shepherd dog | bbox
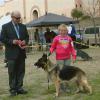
[34,53,92,96]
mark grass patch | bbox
[0,49,100,100]
[1,70,100,100]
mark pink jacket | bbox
[50,35,76,60]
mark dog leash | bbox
[43,61,50,90]
[47,52,51,90]
[47,72,50,90]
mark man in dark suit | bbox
[0,11,29,96]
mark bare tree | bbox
[82,0,100,45]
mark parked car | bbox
[83,26,100,45]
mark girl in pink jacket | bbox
[50,24,76,67]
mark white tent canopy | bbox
[0,15,11,32]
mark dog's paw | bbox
[55,93,59,97]
[75,90,82,94]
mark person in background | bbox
[39,28,46,44]
[34,28,40,43]
[68,24,76,41]
[0,11,29,96]
[39,28,46,50]
[44,28,52,50]
[44,28,51,43]
[50,30,57,42]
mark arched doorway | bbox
[32,10,38,20]
[30,5,40,20]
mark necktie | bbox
[15,24,20,38]
[15,24,19,31]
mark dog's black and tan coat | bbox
[34,53,92,97]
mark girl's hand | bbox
[72,59,76,63]
[48,52,51,56]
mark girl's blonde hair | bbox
[58,24,68,31]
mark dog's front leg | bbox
[54,78,60,97]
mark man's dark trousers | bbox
[8,51,25,92]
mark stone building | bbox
[0,0,76,23]
[0,0,99,24]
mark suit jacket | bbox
[1,21,29,60]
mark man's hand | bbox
[13,40,26,49]
[18,40,26,49]
[21,40,26,46]
[19,45,27,49]
[13,39,19,45]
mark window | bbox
[85,27,99,34]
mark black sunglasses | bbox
[13,16,21,20]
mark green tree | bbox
[71,9,83,20]
[71,9,84,40]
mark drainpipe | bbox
[23,0,26,23]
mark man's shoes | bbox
[17,88,28,95]
[10,90,17,96]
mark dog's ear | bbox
[43,53,46,55]
[42,53,48,61]
[42,53,47,58]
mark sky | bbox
[0,0,4,6]
[0,0,11,6]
